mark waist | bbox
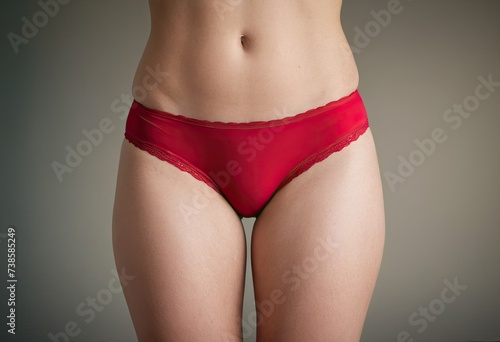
[132,4,358,122]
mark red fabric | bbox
[124,90,369,218]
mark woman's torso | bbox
[132,0,359,122]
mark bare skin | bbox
[112,0,385,341]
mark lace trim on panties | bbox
[124,133,221,194]
[125,120,368,201]
[277,120,370,191]
[132,90,359,129]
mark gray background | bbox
[1,0,499,341]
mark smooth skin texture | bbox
[133,0,359,121]
[251,128,385,341]
[112,0,385,340]
[113,139,247,340]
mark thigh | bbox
[251,128,385,342]
[112,139,247,341]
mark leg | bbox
[112,139,247,341]
[251,128,385,341]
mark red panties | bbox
[124,90,369,218]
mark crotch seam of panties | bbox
[276,119,370,192]
[124,133,221,194]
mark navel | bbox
[240,35,249,48]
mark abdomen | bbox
[132,0,359,122]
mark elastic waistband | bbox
[129,90,364,130]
